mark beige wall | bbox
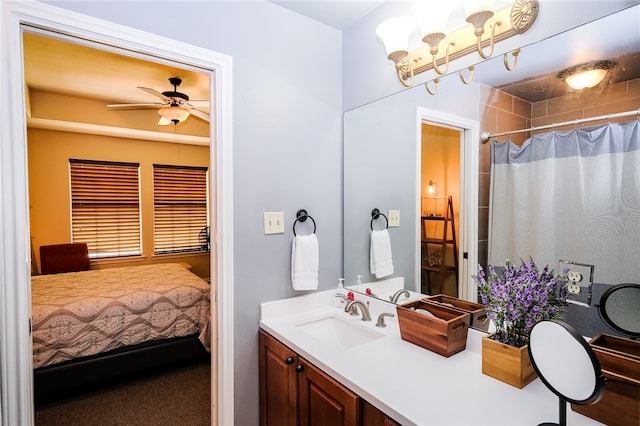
[478,77,640,270]
[28,128,211,279]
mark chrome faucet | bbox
[344,300,372,321]
[389,289,410,303]
[376,312,395,328]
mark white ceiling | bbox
[269,0,387,30]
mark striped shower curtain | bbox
[488,120,640,284]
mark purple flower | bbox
[473,258,568,347]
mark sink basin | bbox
[295,314,384,349]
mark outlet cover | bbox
[388,210,400,227]
[263,211,284,234]
[559,260,594,307]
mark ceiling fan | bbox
[107,77,210,125]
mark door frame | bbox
[0,2,234,425]
[415,107,479,302]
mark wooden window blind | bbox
[69,159,141,258]
[153,164,208,254]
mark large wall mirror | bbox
[343,5,640,334]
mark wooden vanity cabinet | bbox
[362,401,401,426]
[260,329,298,426]
[261,330,395,426]
[298,357,360,426]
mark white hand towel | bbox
[291,233,319,290]
[370,229,394,279]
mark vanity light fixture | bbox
[559,60,615,90]
[464,0,498,60]
[376,0,539,90]
[376,16,417,87]
[158,105,190,125]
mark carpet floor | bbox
[35,360,211,426]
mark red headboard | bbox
[39,243,90,275]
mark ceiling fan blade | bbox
[138,86,172,102]
[187,100,210,107]
[187,108,210,123]
[107,103,164,109]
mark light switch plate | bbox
[388,210,400,227]
[263,211,284,234]
[559,260,594,307]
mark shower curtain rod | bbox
[481,108,640,143]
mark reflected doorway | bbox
[420,124,461,297]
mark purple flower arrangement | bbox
[474,258,569,347]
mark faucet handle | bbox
[376,312,395,328]
[344,300,358,316]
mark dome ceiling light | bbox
[559,60,615,90]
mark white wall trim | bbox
[415,107,479,302]
[0,2,234,425]
[27,117,211,146]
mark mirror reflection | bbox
[343,6,640,337]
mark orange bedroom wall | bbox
[27,128,211,279]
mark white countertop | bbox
[260,290,604,426]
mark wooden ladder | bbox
[421,195,458,296]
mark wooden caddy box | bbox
[422,294,489,331]
[571,334,640,426]
[396,300,470,357]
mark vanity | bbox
[259,290,604,425]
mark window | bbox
[153,165,208,254]
[69,159,141,258]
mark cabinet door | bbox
[259,330,298,426]
[362,400,401,426]
[298,357,360,426]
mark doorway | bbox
[420,124,461,297]
[0,3,234,425]
[415,107,479,303]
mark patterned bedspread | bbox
[31,263,211,369]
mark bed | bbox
[31,262,211,401]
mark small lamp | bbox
[427,180,437,198]
[426,180,438,216]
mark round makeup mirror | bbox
[598,283,640,338]
[528,320,606,426]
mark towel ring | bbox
[293,209,316,236]
[370,208,389,231]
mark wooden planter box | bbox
[481,334,536,389]
[422,294,489,331]
[571,334,640,426]
[396,300,469,357]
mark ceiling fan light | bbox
[158,106,190,123]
